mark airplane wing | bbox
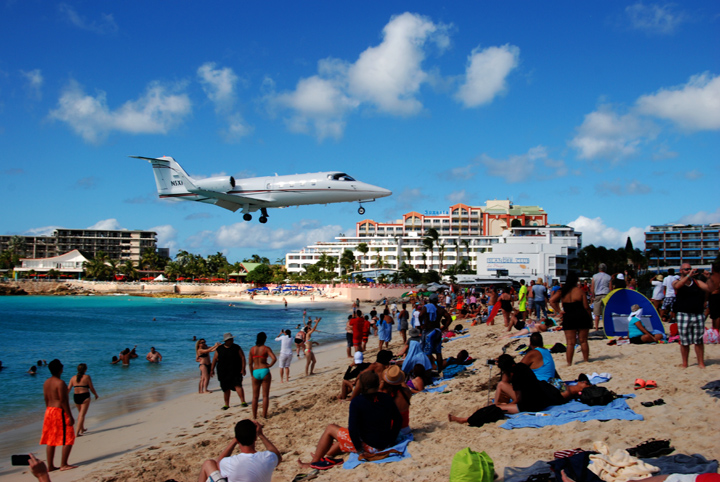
[189,188,268,213]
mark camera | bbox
[486,359,496,366]
[11,455,31,466]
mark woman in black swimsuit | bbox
[550,271,592,366]
[67,363,99,436]
[195,338,220,394]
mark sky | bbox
[1,1,718,263]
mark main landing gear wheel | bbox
[243,213,252,221]
[358,206,365,215]
[259,216,268,224]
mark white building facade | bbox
[285,201,581,281]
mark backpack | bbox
[449,448,495,482]
[703,328,719,344]
[579,386,617,406]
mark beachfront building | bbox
[475,226,581,282]
[285,200,580,281]
[14,249,90,277]
[645,224,720,270]
[0,229,158,265]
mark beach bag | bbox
[703,328,720,344]
[467,405,505,427]
[579,386,616,406]
[449,447,494,482]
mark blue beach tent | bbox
[602,288,664,337]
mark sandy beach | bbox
[5,296,720,482]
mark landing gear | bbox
[243,213,252,221]
[259,208,269,223]
[358,206,365,215]
[259,216,267,223]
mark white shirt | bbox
[412,308,421,328]
[651,280,665,300]
[663,275,679,298]
[219,451,278,482]
[274,334,293,355]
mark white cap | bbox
[616,273,625,280]
[354,352,364,364]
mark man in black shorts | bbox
[211,333,247,410]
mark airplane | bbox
[132,155,392,223]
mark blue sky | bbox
[1,2,718,263]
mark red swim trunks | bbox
[335,427,377,455]
[40,407,75,446]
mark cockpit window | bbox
[329,172,356,181]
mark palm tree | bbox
[140,248,160,271]
[357,243,369,270]
[164,260,183,281]
[339,249,355,275]
[421,252,428,271]
[373,247,383,268]
[84,251,110,280]
[403,248,412,268]
[120,260,138,281]
[422,237,434,272]
[326,256,338,278]
[437,243,446,273]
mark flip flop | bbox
[645,380,657,390]
[634,378,646,390]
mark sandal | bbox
[634,378,646,390]
[645,380,657,390]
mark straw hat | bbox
[383,365,404,385]
[654,274,663,281]
[223,332,234,342]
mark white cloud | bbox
[568,216,648,248]
[636,73,720,131]
[596,179,652,196]
[625,3,685,35]
[24,226,63,236]
[149,224,178,252]
[347,12,449,115]
[446,190,470,204]
[187,221,342,251]
[49,80,191,143]
[87,219,124,230]
[20,69,43,100]
[684,170,702,180]
[268,12,466,140]
[569,107,656,160]
[478,145,566,183]
[197,62,252,141]
[678,208,720,225]
[197,62,238,112]
[58,3,118,35]
[455,45,519,108]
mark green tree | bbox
[120,260,138,281]
[246,264,274,284]
[339,249,356,275]
[164,260,183,280]
[84,251,110,280]
[244,254,270,265]
[357,243,369,269]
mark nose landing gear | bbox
[358,206,365,215]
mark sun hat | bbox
[354,352,364,364]
[383,365,404,385]
[654,274,663,281]
[223,332,234,342]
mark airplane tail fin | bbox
[131,156,197,196]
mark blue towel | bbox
[343,432,413,469]
[401,340,432,375]
[500,395,642,429]
[424,384,447,393]
[444,333,471,342]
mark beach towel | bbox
[566,373,612,386]
[588,441,659,482]
[549,451,603,482]
[445,334,471,343]
[424,384,448,393]
[500,396,642,430]
[640,454,719,475]
[342,432,413,469]
[401,340,432,375]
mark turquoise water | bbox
[0,295,349,432]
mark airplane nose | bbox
[379,187,392,198]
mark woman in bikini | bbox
[249,332,277,419]
[195,338,220,394]
[304,317,321,376]
[67,363,99,436]
[550,271,592,366]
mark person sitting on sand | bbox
[197,419,281,482]
[40,359,77,472]
[520,333,558,382]
[399,328,432,375]
[299,371,402,471]
[628,305,664,344]
[379,365,412,430]
[339,352,371,400]
[442,349,472,369]
[406,364,431,393]
[146,347,162,363]
[348,350,393,400]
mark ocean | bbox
[0,295,351,434]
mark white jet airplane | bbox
[133,155,392,223]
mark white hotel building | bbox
[285,200,582,281]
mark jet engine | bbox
[193,176,236,192]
